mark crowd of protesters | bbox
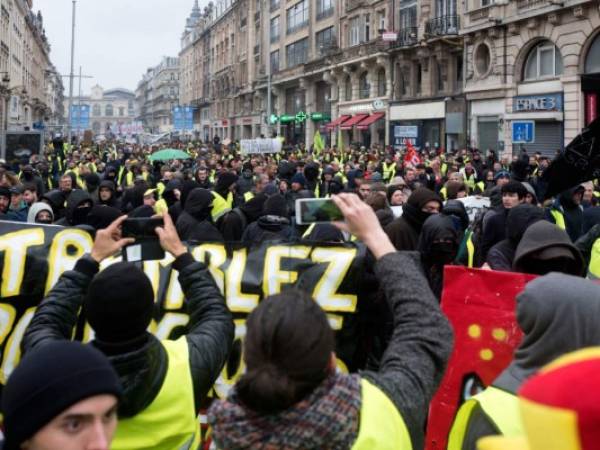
[0,136,600,450]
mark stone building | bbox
[0,0,62,132]
[135,56,180,133]
[63,84,136,136]
[461,0,600,156]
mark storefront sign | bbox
[513,93,563,113]
[394,125,418,138]
[586,93,598,125]
[382,32,397,42]
[279,114,295,124]
[295,111,307,123]
[241,117,253,125]
[341,100,387,115]
[373,99,385,110]
[310,112,331,121]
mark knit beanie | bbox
[2,341,122,450]
[85,262,155,343]
[290,172,306,187]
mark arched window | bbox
[105,104,114,116]
[92,104,101,116]
[359,72,370,99]
[92,121,101,133]
[344,76,352,101]
[585,34,600,74]
[377,69,386,97]
[523,41,563,81]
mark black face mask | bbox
[23,172,33,180]
[430,242,457,265]
[72,206,92,225]
[36,218,53,224]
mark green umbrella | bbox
[148,148,191,162]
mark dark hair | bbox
[501,180,528,199]
[23,183,36,194]
[237,290,334,414]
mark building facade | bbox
[0,0,63,133]
[135,56,180,133]
[462,0,600,157]
[62,84,136,136]
[176,0,600,154]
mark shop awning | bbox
[325,115,351,130]
[356,112,385,130]
[339,114,369,130]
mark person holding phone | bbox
[209,193,453,450]
[22,213,234,450]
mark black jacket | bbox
[21,253,234,415]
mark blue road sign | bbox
[512,121,535,144]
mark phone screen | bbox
[297,199,343,224]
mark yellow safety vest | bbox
[243,191,254,202]
[314,184,320,198]
[211,191,233,221]
[125,172,134,187]
[440,187,448,201]
[447,387,521,450]
[588,238,600,280]
[441,163,448,177]
[466,231,475,269]
[117,166,125,186]
[352,379,413,450]
[550,209,566,230]
[465,174,476,192]
[156,181,166,199]
[112,338,200,450]
[155,198,168,215]
[383,162,396,182]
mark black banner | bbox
[0,222,376,396]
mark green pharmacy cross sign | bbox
[269,114,278,124]
[295,111,307,123]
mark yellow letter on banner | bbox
[192,244,227,295]
[226,249,259,312]
[311,247,358,312]
[0,228,44,297]
[262,245,311,297]
[45,229,93,295]
[213,319,247,399]
[0,307,35,384]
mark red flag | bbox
[403,141,421,166]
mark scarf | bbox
[208,373,361,450]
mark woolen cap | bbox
[2,341,122,450]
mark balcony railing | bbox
[395,27,418,47]
[316,7,334,20]
[425,15,460,36]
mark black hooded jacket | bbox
[220,194,268,241]
[54,190,93,226]
[22,253,234,417]
[417,214,459,299]
[486,204,544,271]
[384,188,442,251]
[98,180,121,209]
[548,187,585,242]
[242,195,294,243]
[176,188,224,243]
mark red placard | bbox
[586,93,597,126]
[425,267,536,450]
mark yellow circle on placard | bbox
[480,349,494,361]
[468,324,481,339]
[492,328,507,341]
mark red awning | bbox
[339,114,369,130]
[356,112,385,130]
[325,115,351,130]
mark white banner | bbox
[240,138,282,155]
[457,196,490,222]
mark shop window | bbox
[359,72,370,99]
[585,34,600,74]
[474,43,491,77]
[344,76,352,101]
[523,41,563,81]
[377,69,386,96]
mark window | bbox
[481,0,492,6]
[92,104,101,116]
[377,69,386,96]
[402,66,410,96]
[316,0,333,20]
[585,34,600,74]
[364,14,370,42]
[474,43,491,76]
[377,10,386,31]
[359,72,370,99]
[270,16,280,42]
[436,59,444,92]
[399,0,417,29]
[286,38,308,67]
[415,63,422,94]
[119,107,125,116]
[105,104,113,116]
[524,42,563,80]
[270,0,280,11]
[316,26,335,55]
[344,76,352,101]
[286,0,308,34]
[349,16,360,46]
[435,0,456,17]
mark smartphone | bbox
[122,217,164,239]
[295,198,344,225]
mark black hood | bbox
[513,220,585,276]
[262,194,289,219]
[42,189,66,215]
[86,205,122,230]
[184,188,213,222]
[402,188,442,232]
[418,214,459,263]
[494,273,600,393]
[559,185,585,210]
[239,193,267,223]
[65,190,93,225]
[506,204,545,243]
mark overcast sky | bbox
[34,0,202,95]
